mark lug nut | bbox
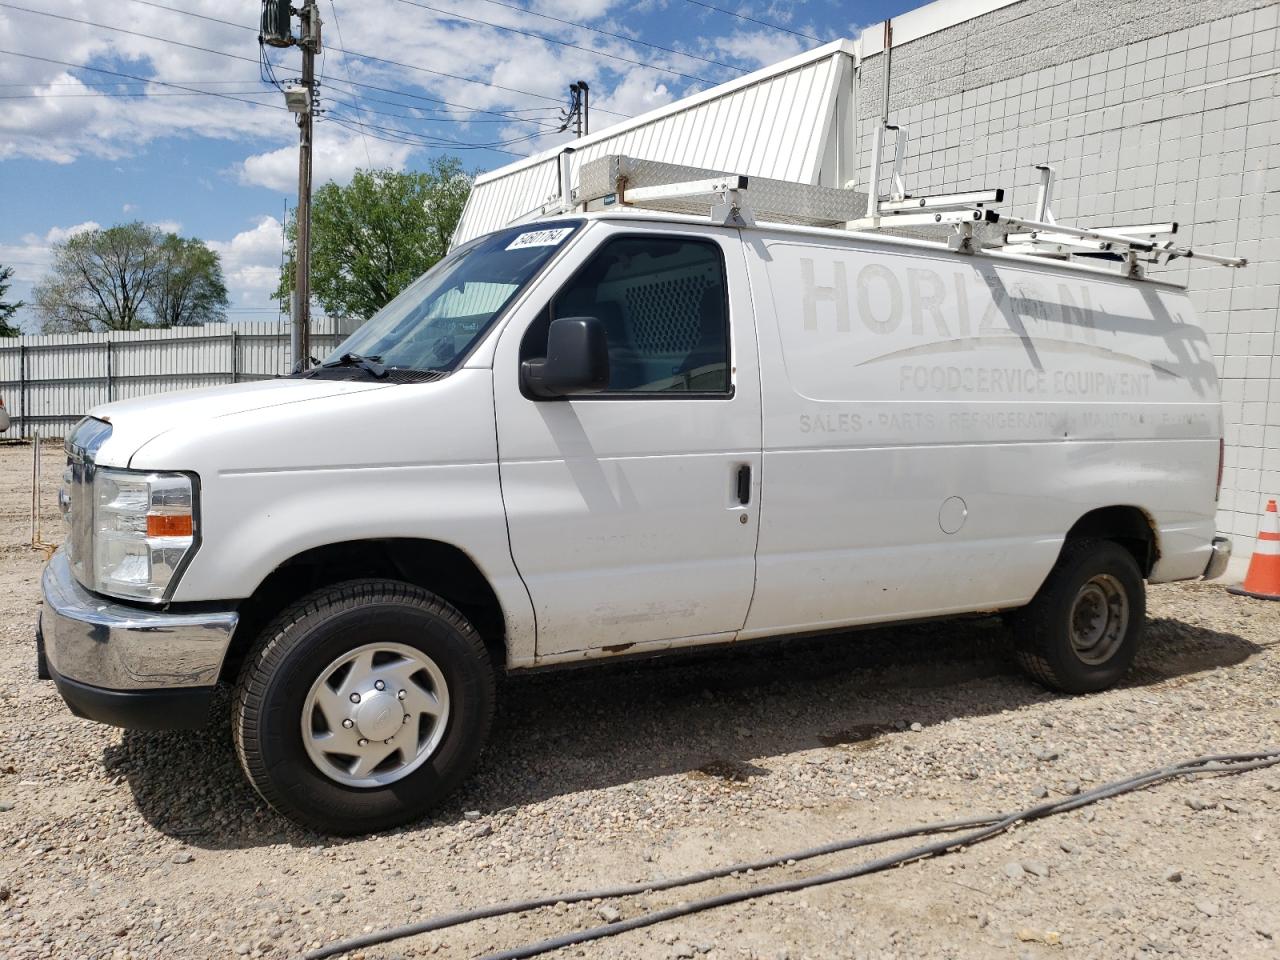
[349,693,361,704]
[384,738,393,744]
[374,680,386,691]
[341,719,354,729]
[397,690,406,700]
[357,738,368,747]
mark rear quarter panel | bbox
[742,230,1220,636]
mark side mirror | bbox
[521,316,610,398]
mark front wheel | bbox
[232,579,495,834]
[1011,538,1145,694]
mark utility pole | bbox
[294,1,318,370]
[558,81,590,138]
[261,0,320,371]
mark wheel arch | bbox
[221,537,508,683]
[1062,505,1160,578]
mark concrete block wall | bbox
[858,0,1280,556]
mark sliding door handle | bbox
[736,464,751,505]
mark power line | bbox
[330,90,565,120]
[321,111,545,150]
[0,90,277,99]
[0,64,560,126]
[0,79,285,87]
[316,75,582,126]
[331,38,635,116]
[0,48,291,113]
[325,0,372,166]
[0,1,606,129]
[0,49,553,160]
[315,83,562,116]
[320,114,537,158]
[103,0,631,117]
[121,0,258,33]
[389,0,716,85]
[0,1,634,170]
[682,0,828,43]
[472,0,746,73]
[318,89,559,125]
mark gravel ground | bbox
[1,439,1278,960]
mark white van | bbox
[38,210,1231,833]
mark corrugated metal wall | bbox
[454,44,856,246]
[0,318,361,438]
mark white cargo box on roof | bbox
[458,30,1245,281]
[452,40,859,247]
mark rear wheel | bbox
[233,579,495,834]
[1012,538,1145,693]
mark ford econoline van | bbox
[38,211,1231,833]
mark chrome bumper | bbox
[1203,534,1232,581]
[40,549,238,690]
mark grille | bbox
[294,367,448,384]
[624,274,714,355]
[384,368,448,384]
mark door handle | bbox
[736,464,751,505]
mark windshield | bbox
[325,220,583,372]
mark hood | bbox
[86,377,391,467]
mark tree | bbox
[33,222,228,332]
[277,158,472,321]
[0,264,22,337]
[150,235,230,328]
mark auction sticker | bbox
[506,227,575,250]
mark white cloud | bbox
[208,216,285,307]
[40,221,101,246]
[713,29,807,69]
[122,203,137,214]
[603,70,677,119]
[0,244,49,285]
[236,133,413,193]
[0,0,828,194]
[0,0,822,173]
[151,219,183,235]
[538,0,621,18]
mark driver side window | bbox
[525,235,731,395]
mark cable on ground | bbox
[304,748,1280,960]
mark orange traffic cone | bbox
[1228,499,1280,601]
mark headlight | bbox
[91,469,197,601]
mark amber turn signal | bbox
[147,513,194,538]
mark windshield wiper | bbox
[320,352,388,379]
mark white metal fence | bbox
[0,318,362,438]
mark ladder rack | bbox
[532,139,1246,279]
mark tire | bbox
[1011,538,1145,694]
[232,579,495,835]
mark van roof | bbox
[561,210,1189,291]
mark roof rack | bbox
[535,128,1247,279]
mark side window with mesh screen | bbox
[550,235,730,394]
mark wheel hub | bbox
[353,690,404,741]
[1068,573,1129,665]
[301,641,451,788]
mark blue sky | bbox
[0,0,918,331]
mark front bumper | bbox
[39,549,238,729]
[1203,534,1232,581]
